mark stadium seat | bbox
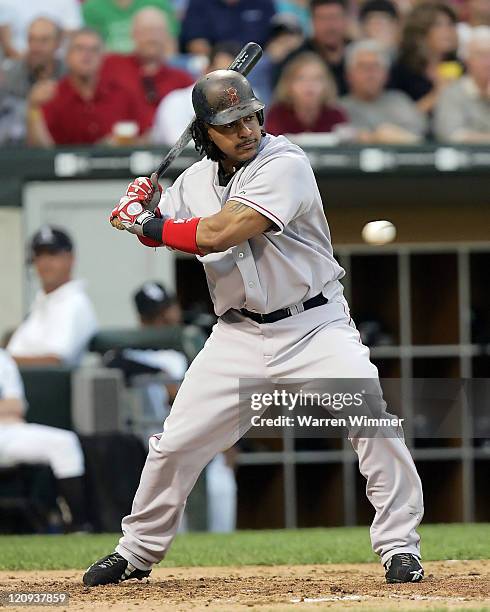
[20,367,73,430]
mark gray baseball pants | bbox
[117,299,423,569]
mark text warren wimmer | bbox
[248,390,404,428]
[251,414,404,427]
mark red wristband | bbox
[138,235,164,248]
[162,217,203,255]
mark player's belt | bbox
[239,293,328,324]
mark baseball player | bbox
[83,70,424,586]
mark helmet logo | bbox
[226,87,240,106]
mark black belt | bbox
[240,293,328,324]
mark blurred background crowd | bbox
[0,0,489,147]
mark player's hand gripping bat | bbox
[111,42,263,230]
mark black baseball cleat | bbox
[384,553,424,583]
[83,552,151,586]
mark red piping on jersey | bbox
[231,196,284,230]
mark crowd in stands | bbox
[0,0,489,146]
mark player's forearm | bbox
[142,216,224,254]
[197,202,273,254]
[196,216,254,254]
[142,206,272,255]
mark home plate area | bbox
[1,560,489,611]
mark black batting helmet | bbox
[190,70,265,161]
[192,69,264,126]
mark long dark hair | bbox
[399,1,457,74]
[190,118,226,162]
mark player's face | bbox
[33,251,73,294]
[207,114,262,164]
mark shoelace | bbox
[99,554,123,569]
[398,554,414,567]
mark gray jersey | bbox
[157,134,345,315]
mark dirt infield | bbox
[0,560,489,611]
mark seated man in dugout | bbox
[7,226,98,368]
[0,348,89,532]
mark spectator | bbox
[27,28,145,146]
[390,2,462,115]
[7,226,98,367]
[152,42,240,144]
[82,0,179,54]
[0,349,89,532]
[3,18,64,99]
[266,51,348,136]
[277,0,351,96]
[253,14,305,105]
[180,0,276,56]
[0,0,82,59]
[275,0,312,35]
[458,0,490,55]
[0,68,26,145]
[359,0,401,58]
[434,26,490,142]
[340,40,426,143]
[103,8,194,133]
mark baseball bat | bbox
[154,41,263,179]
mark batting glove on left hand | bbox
[125,173,162,212]
[110,195,156,236]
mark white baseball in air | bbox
[362,220,396,245]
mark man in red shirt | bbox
[27,28,145,146]
[102,8,194,133]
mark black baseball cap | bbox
[134,282,176,318]
[29,225,73,260]
[359,0,399,21]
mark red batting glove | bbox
[125,173,162,211]
[110,194,155,235]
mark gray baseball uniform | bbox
[116,134,423,568]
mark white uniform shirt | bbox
[157,134,345,315]
[0,349,24,402]
[7,280,98,367]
